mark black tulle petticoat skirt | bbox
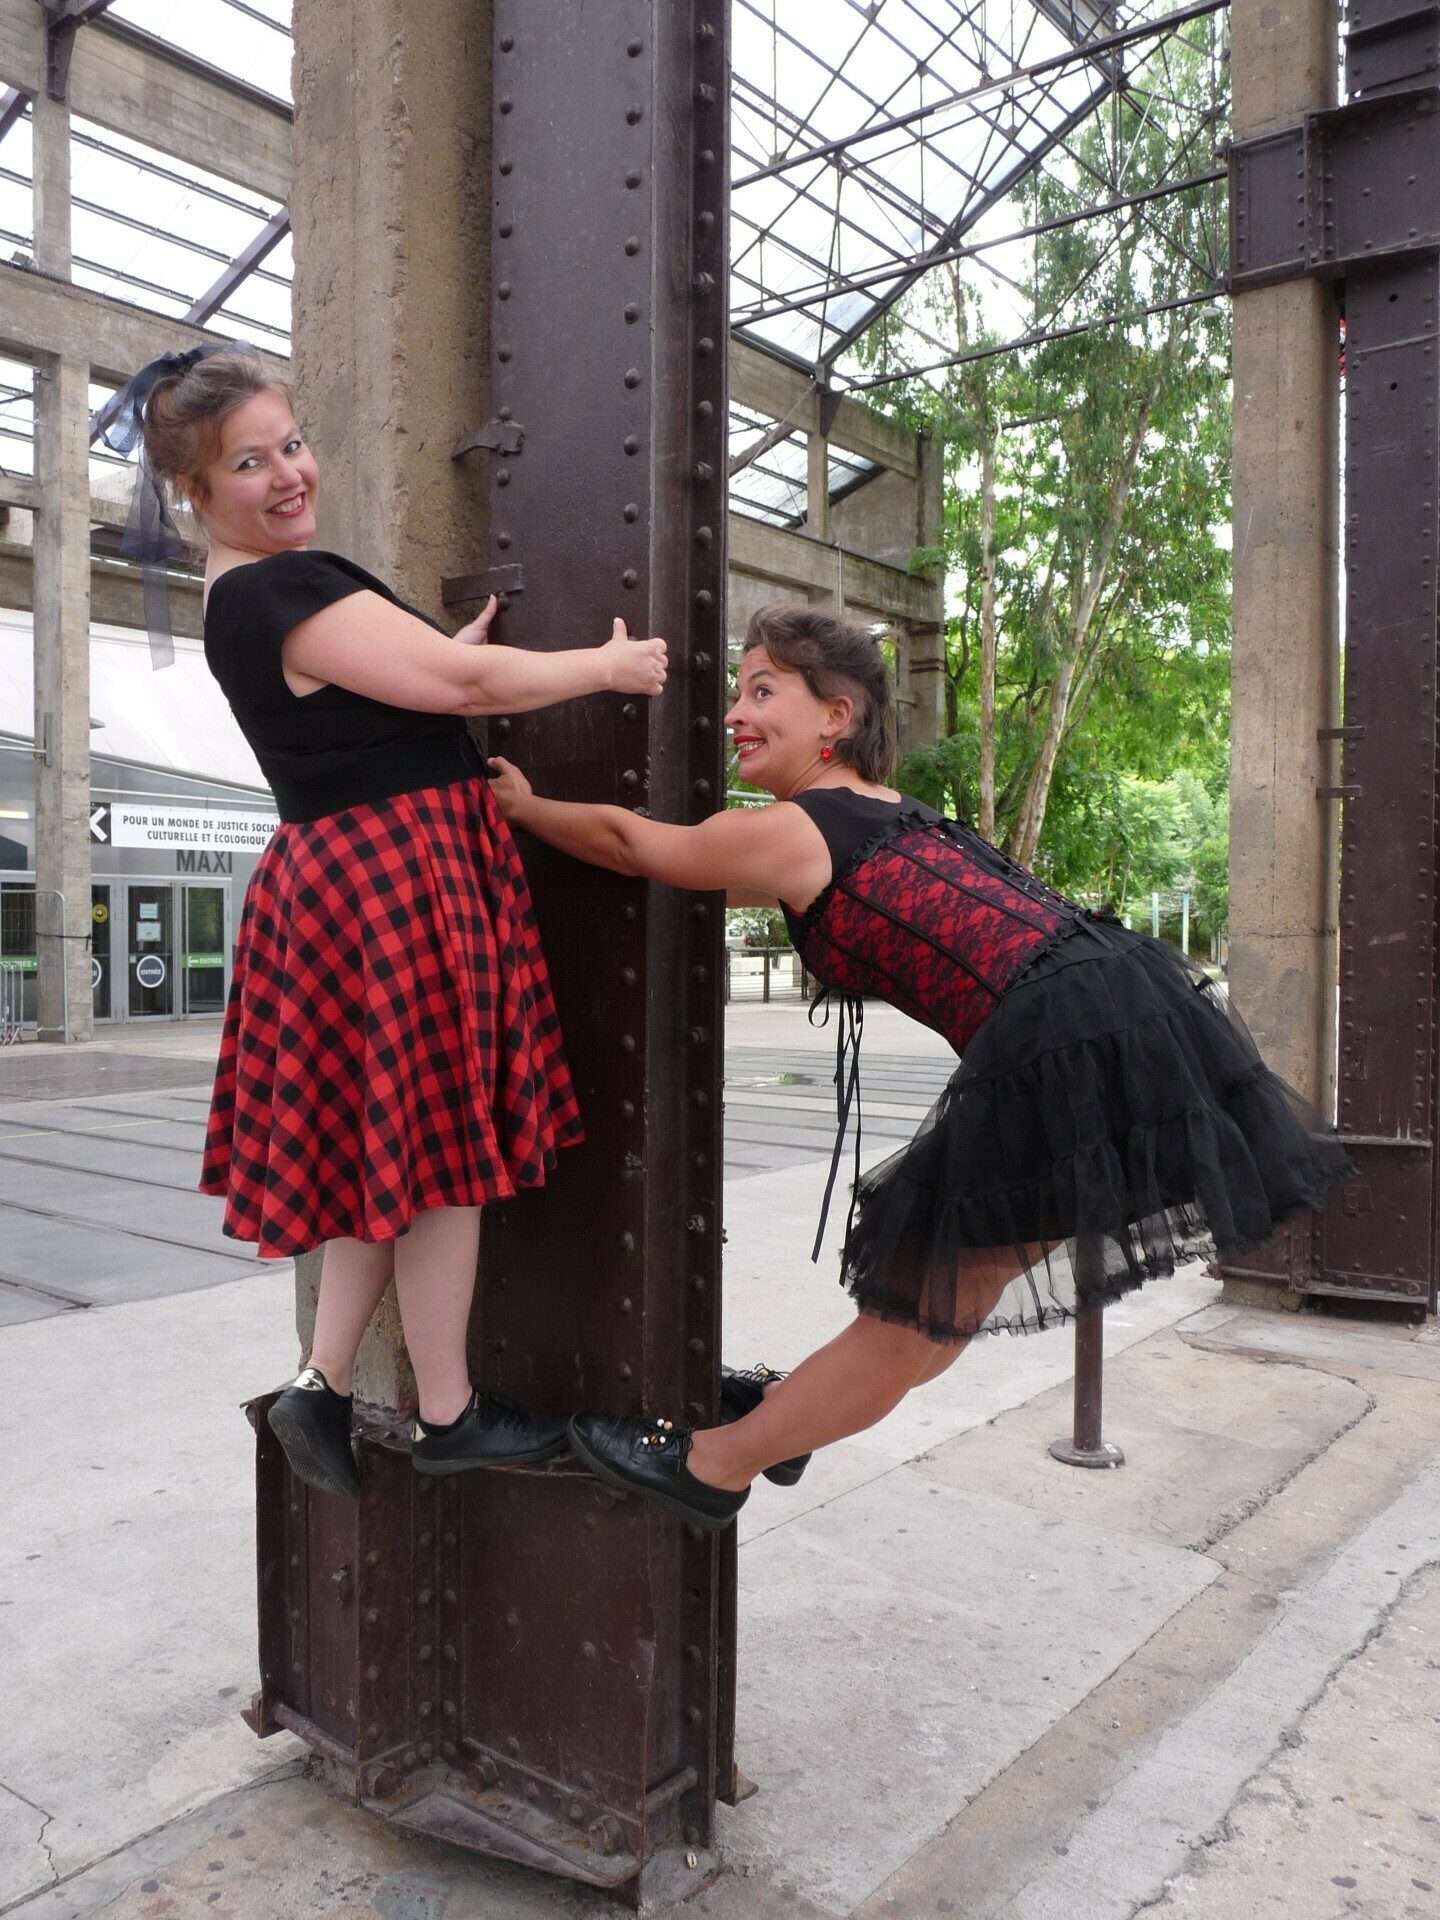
[841,917,1355,1343]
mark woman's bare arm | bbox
[282,593,665,714]
[489,758,832,908]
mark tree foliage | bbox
[861,29,1232,925]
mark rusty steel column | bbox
[247,3,732,1901]
[1226,0,1440,1313]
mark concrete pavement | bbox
[1,1004,1437,1918]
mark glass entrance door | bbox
[127,882,175,1017]
[182,884,227,1014]
[92,884,112,1020]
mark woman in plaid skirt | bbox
[124,344,666,1498]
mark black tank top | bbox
[780,787,944,945]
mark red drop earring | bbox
[819,744,834,760]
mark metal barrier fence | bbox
[0,960,25,1045]
[724,945,813,1004]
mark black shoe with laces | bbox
[267,1366,362,1501]
[719,1363,811,1488]
[567,1411,749,1531]
[411,1390,569,1474]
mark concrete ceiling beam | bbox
[0,0,291,200]
[729,511,937,623]
[731,337,920,479]
[0,260,289,386]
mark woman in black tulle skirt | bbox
[489,604,1354,1532]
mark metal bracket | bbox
[1229,85,1440,291]
[41,0,117,102]
[452,419,526,460]
[441,562,524,608]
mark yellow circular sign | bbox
[92,902,109,923]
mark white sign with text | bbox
[109,806,277,852]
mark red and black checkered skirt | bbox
[200,777,583,1257]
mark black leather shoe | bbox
[567,1412,748,1531]
[720,1364,811,1488]
[411,1390,569,1474]
[267,1367,361,1500]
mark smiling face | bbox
[190,389,319,558]
[724,647,852,798]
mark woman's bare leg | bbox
[689,1241,1035,1489]
[392,1205,482,1425]
[688,1314,941,1490]
[308,1238,396,1395]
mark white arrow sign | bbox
[89,805,110,843]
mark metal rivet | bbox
[498,219,513,238]
[625,235,641,256]
[691,272,715,295]
[620,1099,635,1120]
[506,1609,520,1629]
[497,345,512,362]
[621,966,637,985]
[689,1337,706,1357]
[624,302,640,322]
[497,532,511,549]
[691,461,713,483]
[624,367,641,388]
[584,1511,598,1529]
[691,1150,709,1169]
[695,399,712,419]
[583,1640,597,1659]
[621,769,640,789]
[418,1588,432,1606]
[625,168,642,188]
[693,715,711,732]
[622,701,638,720]
[686,1705,703,1725]
[627,37,643,55]
[622,568,638,587]
[695,590,713,609]
[499,96,513,114]
[623,502,640,522]
[418,1644,433,1662]
[698,148,715,167]
[620,1230,637,1252]
[624,902,638,920]
[618,1362,633,1381]
[619,1295,633,1313]
[290,1554,300,1569]
[497,468,510,486]
[365,1607,380,1626]
[626,104,643,124]
[624,435,640,455]
[498,281,511,299]
[367,1548,382,1566]
[696,525,713,545]
[697,336,715,355]
[500,32,514,50]
[444,1643,457,1662]
[443,1531,456,1546]
[694,779,711,800]
[366,1664,381,1682]
[499,158,513,175]
[493,1334,508,1352]
[508,1736,521,1756]
[698,209,715,232]
[692,1090,709,1109]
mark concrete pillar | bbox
[806,428,831,541]
[1228,0,1339,1104]
[291,0,489,608]
[288,0,490,1400]
[31,90,70,278]
[903,431,948,751]
[32,351,93,1043]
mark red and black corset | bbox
[794,813,1082,1054]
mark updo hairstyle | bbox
[743,603,898,782]
[138,346,296,508]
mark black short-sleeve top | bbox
[203,549,476,822]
